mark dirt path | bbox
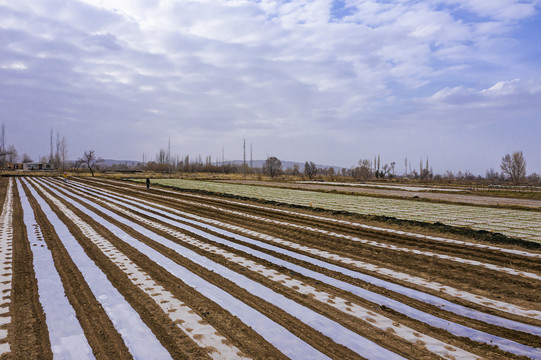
[2,176,540,359]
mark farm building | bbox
[3,163,24,170]
[23,163,55,171]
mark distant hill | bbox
[99,159,141,167]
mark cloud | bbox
[0,62,27,70]
[481,78,522,96]
[425,78,541,105]
[0,0,540,173]
[442,0,538,21]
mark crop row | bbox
[144,179,541,243]
[3,177,539,359]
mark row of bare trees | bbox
[347,152,530,184]
[49,129,68,171]
[140,148,535,184]
[0,124,69,170]
[0,124,19,168]
[2,124,533,184]
[0,123,105,177]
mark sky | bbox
[1,0,540,175]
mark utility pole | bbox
[168,137,171,174]
[243,138,246,177]
[0,124,5,153]
[50,128,54,163]
[404,157,407,176]
[243,139,246,165]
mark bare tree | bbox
[0,124,5,152]
[242,139,247,177]
[79,150,103,177]
[53,131,61,168]
[381,164,390,178]
[73,159,84,170]
[0,124,6,168]
[500,151,527,184]
[485,168,499,181]
[0,124,18,169]
[327,167,335,180]
[404,157,408,176]
[49,128,54,164]
[59,136,68,171]
[352,159,373,180]
[375,154,381,178]
[291,163,300,176]
[419,157,432,180]
[22,153,33,163]
[304,161,317,180]
[443,170,454,180]
[6,145,18,163]
[156,148,167,164]
[528,173,540,184]
[250,142,253,170]
[263,156,282,179]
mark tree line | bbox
[140,147,537,184]
[0,124,536,184]
[0,124,104,176]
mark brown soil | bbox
[6,182,52,360]
[19,181,133,359]
[44,186,285,360]
[78,178,541,355]
[3,176,541,359]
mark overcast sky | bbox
[1,0,540,175]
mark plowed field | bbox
[1,176,540,359]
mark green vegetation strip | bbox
[137,179,541,244]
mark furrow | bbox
[28,178,252,360]
[54,179,481,359]
[70,178,541,324]
[50,178,541,359]
[0,178,14,356]
[22,178,173,360]
[16,179,94,359]
[40,178,408,360]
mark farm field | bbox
[144,178,541,243]
[1,176,540,359]
[297,181,466,192]
[293,181,541,207]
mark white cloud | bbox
[482,78,521,96]
[427,78,541,103]
[442,0,538,21]
[428,85,473,102]
[416,78,541,137]
[0,62,27,70]
[0,0,540,173]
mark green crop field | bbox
[142,178,541,243]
